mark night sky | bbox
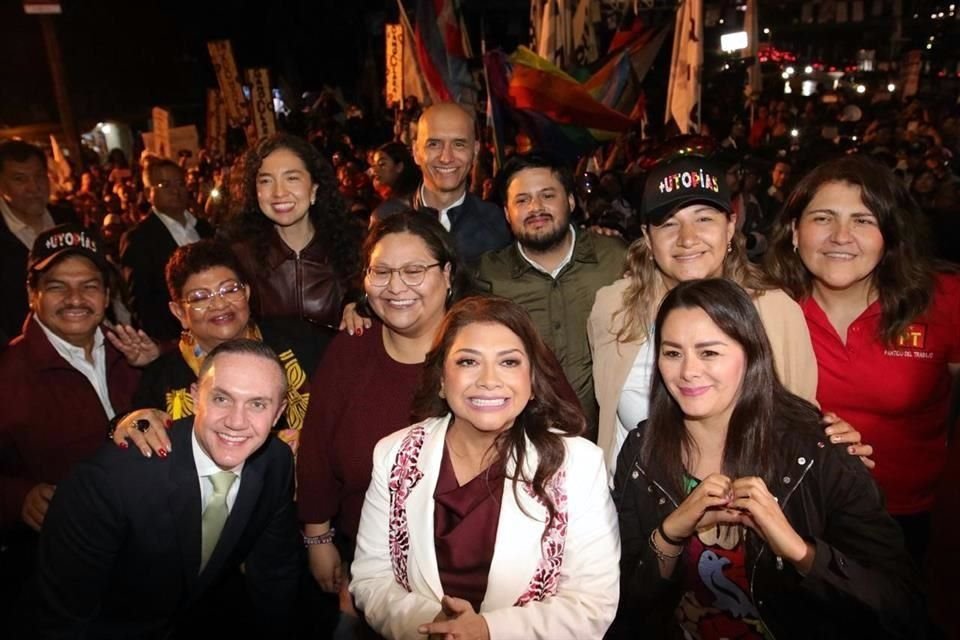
[0,0,533,132]
[0,0,395,130]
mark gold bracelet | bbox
[648,529,683,561]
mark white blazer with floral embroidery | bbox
[350,415,620,640]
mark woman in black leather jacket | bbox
[610,279,922,640]
[229,133,364,329]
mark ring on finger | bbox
[134,419,150,433]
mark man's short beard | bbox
[518,222,571,253]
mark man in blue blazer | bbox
[32,339,301,638]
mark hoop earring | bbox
[792,244,798,253]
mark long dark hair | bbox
[643,279,820,499]
[765,154,937,345]
[360,210,475,314]
[412,296,585,520]
[231,133,363,286]
[376,141,421,197]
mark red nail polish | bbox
[356,328,363,337]
[158,448,168,458]
[118,442,128,449]
[164,419,172,428]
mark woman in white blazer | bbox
[351,296,620,640]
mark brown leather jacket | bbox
[233,229,347,329]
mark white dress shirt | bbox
[35,317,116,419]
[191,428,244,513]
[0,198,55,249]
[154,208,201,247]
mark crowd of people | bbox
[0,86,958,639]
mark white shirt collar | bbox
[517,225,577,279]
[154,207,197,231]
[0,197,55,249]
[35,316,105,363]
[419,184,466,232]
[191,426,244,478]
[34,316,115,418]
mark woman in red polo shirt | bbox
[766,154,960,560]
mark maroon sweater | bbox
[297,322,423,542]
[0,319,140,530]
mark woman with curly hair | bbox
[350,296,620,639]
[765,153,960,560]
[229,133,364,329]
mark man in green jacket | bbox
[477,155,626,439]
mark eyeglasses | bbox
[365,263,441,287]
[182,280,246,311]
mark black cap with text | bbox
[28,224,110,276]
[641,156,732,226]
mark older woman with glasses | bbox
[109,239,330,455]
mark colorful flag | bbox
[413,0,474,103]
[665,0,702,134]
[584,25,667,115]
[484,44,642,163]
[397,0,434,105]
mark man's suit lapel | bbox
[167,425,202,591]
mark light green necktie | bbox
[200,470,236,572]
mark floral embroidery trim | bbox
[514,469,568,606]
[388,425,427,591]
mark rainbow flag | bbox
[483,24,667,161]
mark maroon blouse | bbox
[433,444,505,613]
[297,321,423,544]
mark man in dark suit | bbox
[0,140,78,340]
[120,158,213,343]
[32,339,301,637]
[411,102,512,265]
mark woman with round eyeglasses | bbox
[296,210,476,629]
[588,154,871,481]
[110,239,330,455]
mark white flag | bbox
[665,0,702,134]
[572,0,599,67]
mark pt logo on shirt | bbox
[885,323,934,360]
[896,324,927,350]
